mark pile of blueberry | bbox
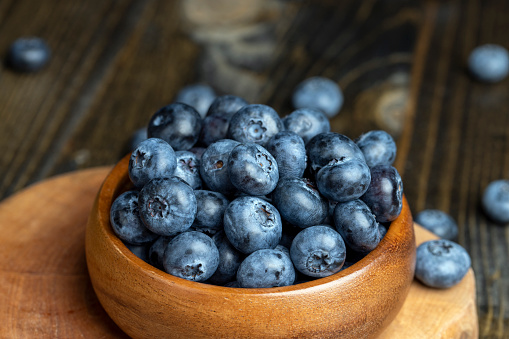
[110,79,406,289]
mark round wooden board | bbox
[0,168,478,338]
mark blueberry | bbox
[148,236,173,269]
[129,138,177,188]
[192,190,229,235]
[361,165,403,223]
[468,44,509,83]
[306,132,365,177]
[237,248,295,288]
[129,127,148,151]
[174,84,216,118]
[414,209,458,241]
[174,151,202,189]
[355,130,397,167]
[206,95,248,118]
[123,241,151,264]
[266,131,306,179]
[378,224,388,239]
[228,104,283,146]
[415,240,471,288]
[199,139,240,195]
[292,76,343,118]
[223,196,282,254]
[138,177,197,236]
[208,231,245,285]
[316,158,371,202]
[188,146,206,161]
[333,199,380,253]
[228,143,279,196]
[110,191,158,245]
[272,177,329,229]
[7,37,51,72]
[482,179,509,224]
[147,103,203,151]
[290,225,346,277]
[224,280,240,288]
[283,108,331,144]
[163,231,220,282]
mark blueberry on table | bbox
[208,231,245,285]
[129,138,177,188]
[7,37,51,72]
[174,83,216,118]
[148,236,173,270]
[138,177,197,236]
[228,104,283,146]
[110,191,158,245]
[415,240,471,288]
[414,209,458,241]
[290,225,346,278]
[199,139,240,195]
[355,130,397,168]
[173,151,202,189]
[266,131,307,179]
[468,44,509,83]
[482,179,509,224]
[192,190,229,236]
[223,196,282,254]
[237,248,295,288]
[333,199,380,253]
[292,76,343,118]
[361,165,403,223]
[163,231,220,282]
[147,103,203,151]
[272,177,329,229]
[283,108,331,144]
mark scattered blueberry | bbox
[192,190,229,235]
[199,139,240,195]
[7,37,51,72]
[174,84,216,118]
[468,44,509,83]
[174,151,202,189]
[208,232,245,285]
[237,248,295,288]
[292,76,343,118]
[415,209,458,241]
[482,179,509,224]
[228,104,283,146]
[355,130,397,168]
[266,131,307,179]
[283,108,331,144]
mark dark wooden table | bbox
[0,0,507,337]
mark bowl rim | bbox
[96,153,414,296]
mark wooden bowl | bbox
[86,154,416,339]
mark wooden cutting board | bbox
[0,167,478,338]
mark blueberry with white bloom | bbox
[355,130,397,168]
[482,179,509,224]
[415,209,458,241]
[237,248,295,288]
[468,44,509,83]
[283,108,331,144]
[174,84,216,118]
[7,37,51,72]
[292,76,343,118]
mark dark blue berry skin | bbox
[290,225,346,278]
[208,231,245,285]
[361,165,403,223]
[378,224,388,239]
[189,146,206,161]
[292,76,343,118]
[468,44,509,83]
[283,108,331,144]
[355,130,397,168]
[306,132,365,177]
[207,95,248,118]
[124,241,151,264]
[223,196,282,254]
[333,199,380,253]
[148,236,173,269]
[174,151,202,189]
[316,158,371,203]
[110,191,158,245]
[7,37,51,72]
[482,179,509,224]
[138,177,197,236]
[147,103,203,151]
[130,127,148,151]
[192,190,229,235]
[415,209,458,241]
[129,138,177,188]
[228,104,284,146]
[228,143,279,196]
[272,177,329,229]
[415,240,471,288]
[237,248,295,288]
[266,131,306,179]
[163,231,220,282]
[199,139,240,195]
[174,84,216,118]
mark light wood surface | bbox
[0,167,477,338]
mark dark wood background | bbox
[0,0,507,337]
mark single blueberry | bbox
[283,108,330,144]
[415,209,458,241]
[174,84,216,118]
[110,191,158,245]
[266,131,306,179]
[147,103,203,151]
[148,236,173,269]
[206,95,249,118]
[174,151,202,189]
[378,224,388,239]
[129,127,148,151]
[415,240,471,288]
[123,241,151,264]
[355,130,397,168]
[290,225,346,277]
[199,139,240,195]
[468,44,509,83]
[228,104,283,146]
[138,177,197,236]
[192,190,230,235]
[292,76,343,118]
[237,248,295,288]
[208,231,245,285]
[128,138,177,188]
[482,179,509,224]
[7,37,51,72]
[163,231,220,282]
